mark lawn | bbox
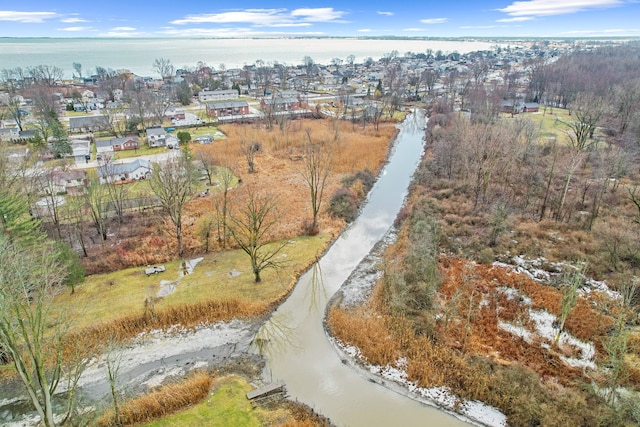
[55,233,332,331]
[141,375,262,427]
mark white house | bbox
[98,159,152,184]
[146,127,167,148]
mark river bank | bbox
[325,228,507,427]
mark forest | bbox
[328,43,640,426]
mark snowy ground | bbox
[327,227,508,427]
[2,318,262,426]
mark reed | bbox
[97,371,213,426]
[65,298,267,358]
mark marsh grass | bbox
[97,371,213,426]
[327,253,623,426]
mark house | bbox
[260,94,300,112]
[98,159,152,184]
[95,139,115,159]
[523,102,539,113]
[51,170,87,195]
[0,127,19,142]
[69,116,108,133]
[97,136,139,153]
[198,89,239,102]
[15,129,38,142]
[70,139,91,163]
[146,126,167,148]
[206,100,250,118]
[166,109,186,121]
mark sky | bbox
[0,0,639,39]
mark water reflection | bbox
[251,310,300,357]
[307,263,328,311]
[257,110,471,426]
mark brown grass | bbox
[97,371,213,426]
[65,298,266,359]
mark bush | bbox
[328,188,358,222]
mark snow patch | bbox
[335,339,507,427]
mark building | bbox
[70,139,91,163]
[69,116,108,133]
[198,89,239,102]
[206,100,250,118]
[50,170,87,195]
[146,127,167,148]
[260,94,300,112]
[98,159,152,184]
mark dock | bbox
[246,382,286,406]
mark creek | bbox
[254,110,472,426]
[0,110,474,426]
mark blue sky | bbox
[1,0,639,38]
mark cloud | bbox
[420,18,448,24]
[111,26,137,31]
[403,28,426,32]
[290,7,346,22]
[497,16,535,22]
[358,28,374,32]
[57,26,92,32]
[498,0,622,17]
[171,8,347,27]
[460,25,515,29]
[60,17,88,23]
[0,11,57,23]
[377,11,394,16]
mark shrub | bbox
[328,188,358,222]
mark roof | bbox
[98,159,152,178]
[199,89,238,95]
[263,96,298,105]
[69,115,106,128]
[146,127,166,137]
[106,136,139,146]
[207,100,249,109]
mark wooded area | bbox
[328,43,640,426]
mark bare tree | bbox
[72,62,82,80]
[240,138,261,174]
[563,93,608,151]
[214,158,236,248]
[227,191,289,282]
[0,237,85,427]
[149,156,196,257]
[84,177,109,242]
[299,130,331,233]
[153,58,174,81]
[99,157,128,223]
[27,64,64,87]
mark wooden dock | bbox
[246,382,286,406]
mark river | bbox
[254,110,472,426]
[0,110,476,426]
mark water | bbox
[255,110,471,426]
[0,38,497,78]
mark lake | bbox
[0,38,499,78]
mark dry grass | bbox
[327,251,624,425]
[97,371,213,426]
